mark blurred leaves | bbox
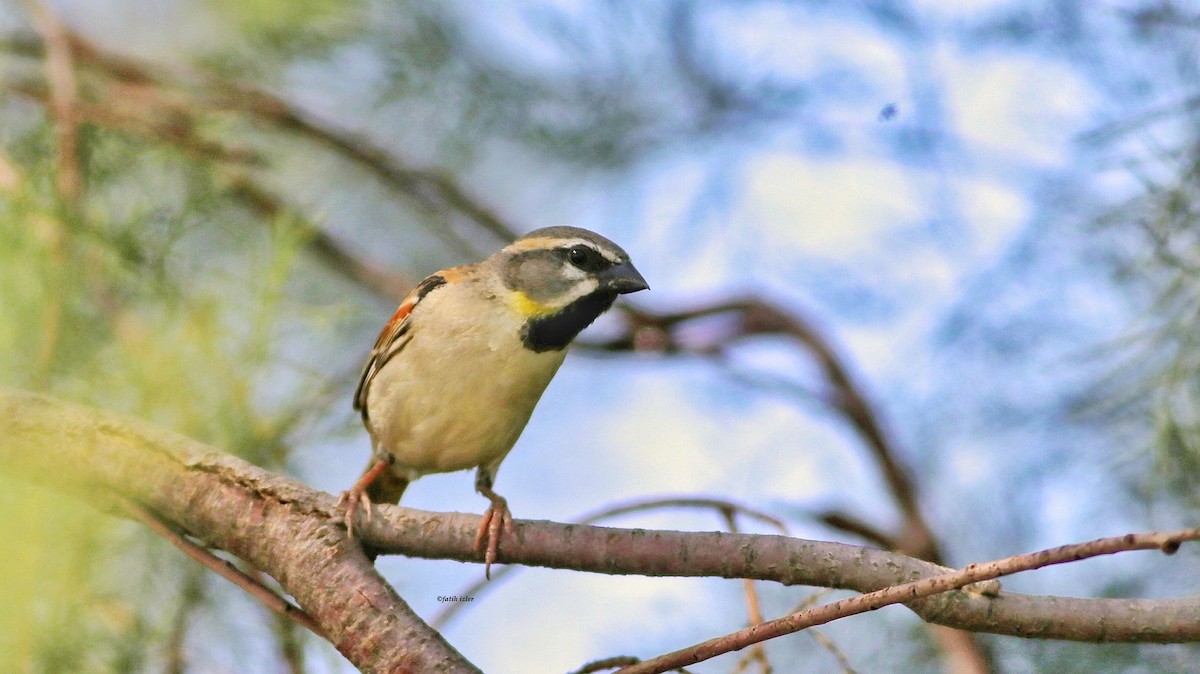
[0,26,340,667]
[0,476,140,674]
[208,0,349,38]
[1092,98,1200,508]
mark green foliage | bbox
[203,0,364,64]
[0,107,340,669]
[1098,136,1200,508]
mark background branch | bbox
[587,297,989,672]
[17,1,81,204]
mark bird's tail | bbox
[364,460,409,505]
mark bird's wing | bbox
[352,271,450,421]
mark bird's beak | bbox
[601,261,649,294]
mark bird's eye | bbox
[567,246,592,267]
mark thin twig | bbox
[783,589,859,671]
[8,28,514,253]
[808,628,858,674]
[577,495,788,533]
[616,529,1200,674]
[566,656,642,674]
[19,0,81,203]
[814,510,897,550]
[119,497,324,638]
[721,509,771,674]
[164,567,205,674]
[12,2,75,387]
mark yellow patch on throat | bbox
[509,291,556,318]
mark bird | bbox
[340,226,648,577]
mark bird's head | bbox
[492,226,648,352]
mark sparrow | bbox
[340,226,648,576]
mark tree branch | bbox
[617,530,1200,673]
[0,387,479,673]
[4,387,1196,659]
[431,494,787,630]
[361,502,1200,642]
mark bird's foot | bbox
[335,457,392,539]
[473,494,513,580]
[335,487,373,539]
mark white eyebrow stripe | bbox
[557,238,624,263]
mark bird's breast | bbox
[365,300,568,475]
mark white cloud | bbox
[947,54,1097,167]
[461,572,725,674]
[911,0,1021,19]
[603,377,727,492]
[958,178,1029,255]
[742,154,924,258]
[713,6,905,86]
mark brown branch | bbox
[3,387,1197,652]
[119,497,323,637]
[358,500,1200,644]
[18,0,81,203]
[0,388,480,673]
[807,629,858,674]
[617,530,1200,674]
[430,494,787,629]
[566,656,643,674]
[814,509,897,550]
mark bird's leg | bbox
[473,469,513,580]
[337,456,392,538]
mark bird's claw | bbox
[336,487,373,539]
[474,498,513,580]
